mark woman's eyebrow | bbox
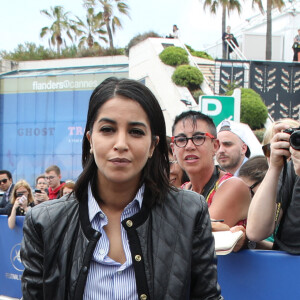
[98,117,116,124]
[98,118,147,128]
[129,121,147,128]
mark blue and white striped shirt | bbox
[83,185,144,300]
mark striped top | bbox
[83,184,144,300]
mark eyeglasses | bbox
[45,176,56,180]
[0,179,8,184]
[249,181,261,197]
[262,143,271,158]
[171,133,215,148]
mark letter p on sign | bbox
[199,89,240,126]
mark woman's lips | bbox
[109,158,131,165]
[184,155,199,162]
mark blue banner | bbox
[0,215,24,298]
[0,90,91,184]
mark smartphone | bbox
[35,189,42,194]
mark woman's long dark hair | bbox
[74,77,170,204]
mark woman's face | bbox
[16,186,29,198]
[168,154,184,188]
[172,118,218,178]
[62,186,73,196]
[87,96,157,188]
[36,178,48,191]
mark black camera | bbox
[284,127,300,150]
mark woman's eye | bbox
[100,126,114,133]
[130,128,145,136]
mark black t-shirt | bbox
[274,160,300,254]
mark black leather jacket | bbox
[21,188,223,300]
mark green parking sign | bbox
[199,89,241,126]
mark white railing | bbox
[225,39,248,61]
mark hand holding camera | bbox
[283,127,300,151]
[34,189,49,204]
[270,123,300,171]
[16,193,28,208]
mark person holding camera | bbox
[247,123,300,254]
[34,174,49,205]
[8,179,35,229]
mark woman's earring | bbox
[90,148,93,154]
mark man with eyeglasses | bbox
[0,170,15,215]
[45,165,65,200]
[171,111,251,232]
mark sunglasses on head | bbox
[262,143,271,158]
[249,181,261,197]
[0,178,8,184]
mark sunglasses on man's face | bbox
[0,178,8,184]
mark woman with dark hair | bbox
[21,77,223,300]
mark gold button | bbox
[140,294,147,300]
[135,255,142,262]
[126,220,133,227]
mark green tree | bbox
[202,0,241,59]
[252,0,285,60]
[40,6,75,55]
[84,0,130,49]
[74,7,107,49]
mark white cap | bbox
[217,120,251,157]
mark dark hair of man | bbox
[171,110,217,137]
[74,77,170,204]
[0,170,12,180]
[239,155,268,182]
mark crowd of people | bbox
[0,165,75,229]
[0,77,299,299]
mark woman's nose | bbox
[113,132,129,151]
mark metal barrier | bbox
[1,215,300,299]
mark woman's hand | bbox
[34,191,49,205]
[231,225,247,252]
[13,198,21,210]
[18,195,28,210]
[269,124,291,169]
[211,221,230,232]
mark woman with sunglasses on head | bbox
[262,118,300,162]
[20,78,223,300]
[247,122,300,254]
[8,180,34,229]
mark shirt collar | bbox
[5,183,13,195]
[88,184,145,223]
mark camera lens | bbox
[290,130,300,150]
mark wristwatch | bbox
[247,240,257,249]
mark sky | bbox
[0,0,269,53]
